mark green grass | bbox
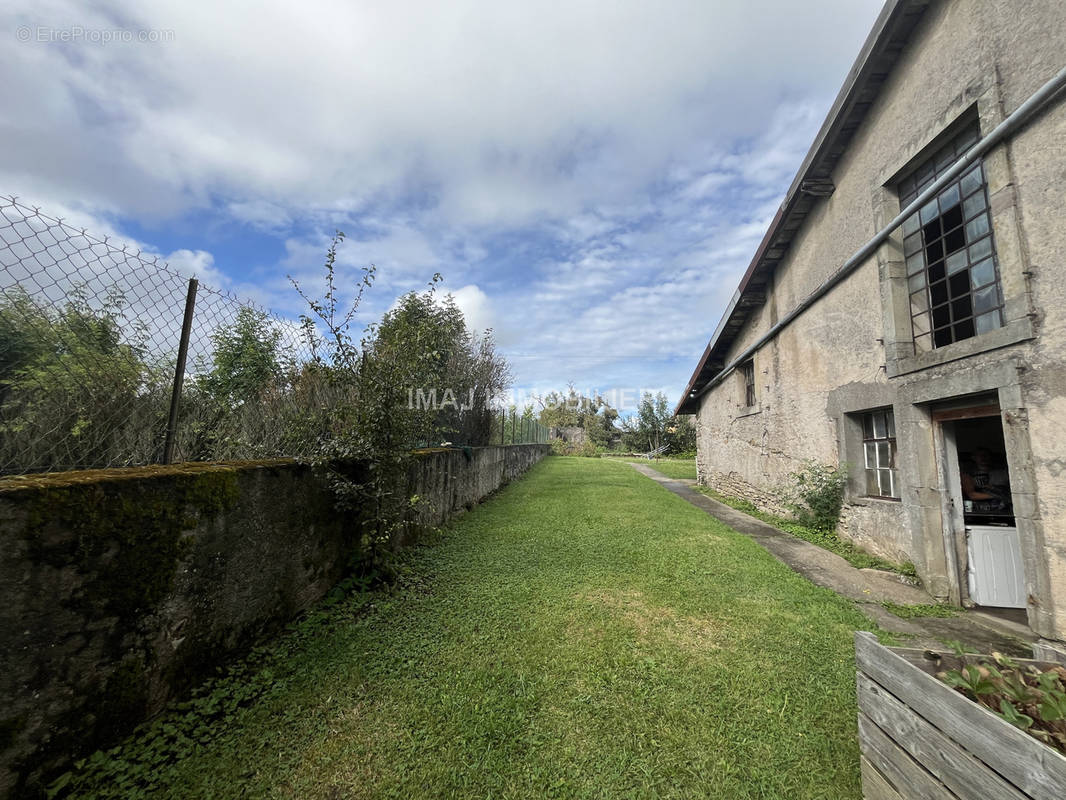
[642,458,697,480]
[60,458,879,800]
[882,602,958,619]
[694,486,917,577]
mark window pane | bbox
[864,441,876,469]
[968,236,992,262]
[954,318,976,340]
[951,293,972,318]
[976,310,1002,334]
[862,413,873,439]
[965,213,990,241]
[932,303,951,328]
[879,469,895,497]
[908,271,926,292]
[916,160,935,187]
[974,284,999,314]
[926,238,944,263]
[912,311,930,335]
[945,249,968,275]
[873,413,887,439]
[876,440,890,468]
[939,183,960,211]
[902,212,920,236]
[956,125,979,151]
[935,144,955,172]
[910,289,929,314]
[906,251,925,274]
[960,165,983,196]
[886,411,896,439]
[970,257,995,288]
[866,468,880,496]
[920,198,939,224]
[914,333,932,353]
[949,271,970,299]
[963,191,986,220]
[904,232,923,256]
[943,225,965,254]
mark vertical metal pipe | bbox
[163,278,198,464]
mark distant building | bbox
[677,0,1066,643]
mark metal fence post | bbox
[163,278,198,464]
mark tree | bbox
[200,306,284,408]
[290,235,512,568]
[665,414,697,455]
[0,285,164,471]
[536,385,619,451]
[619,393,696,455]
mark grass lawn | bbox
[62,457,879,799]
[640,458,697,480]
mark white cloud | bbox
[0,0,885,405]
[447,284,494,337]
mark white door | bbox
[967,525,1027,608]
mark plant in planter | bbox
[854,631,1066,800]
[937,651,1066,754]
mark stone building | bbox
[676,0,1066,643]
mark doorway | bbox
[937,408,1026,609]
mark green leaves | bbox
[783,460,848,532]
[938,656,1066,752]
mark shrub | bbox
[784,460,848,531]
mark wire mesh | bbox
[489,409,549,445]
[0,198,538,477]
[0,197,323,475]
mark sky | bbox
[0,0,884,412]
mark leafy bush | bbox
[549,438,569,456]
[784,460,848,531]
[548,438,598,457]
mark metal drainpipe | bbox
[692,63,1066,403]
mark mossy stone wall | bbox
[0,445,547,797]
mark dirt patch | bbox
[576,589,721,651]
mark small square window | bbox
[861,409,899,499]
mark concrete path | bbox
[628,462,1037,655]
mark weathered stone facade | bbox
[681,0,1066,641]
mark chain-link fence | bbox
[0,198,545,477]
[0,197,329,475]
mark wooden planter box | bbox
[854,631,1066,800]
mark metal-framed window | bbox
[740,360,756,408]
[899,121,1004,352]
[862,408,898,499]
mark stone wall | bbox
[0,444,547,797]
[700,469,791,518]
